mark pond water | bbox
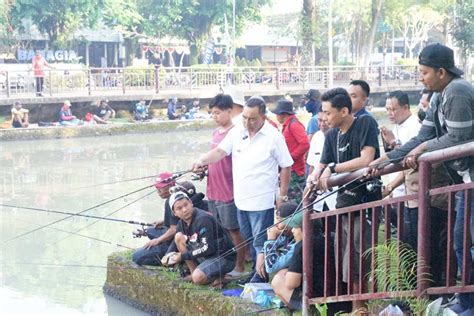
[0,130,211,315]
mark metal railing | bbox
[302,142,474,312]
[0,65,421,98]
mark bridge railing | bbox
[302,142,474,312]
[0,65,421,98]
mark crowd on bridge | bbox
[129,44,473,314]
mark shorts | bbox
[197,254,236,280]
[208,200,239,230]
[289,287,302,310]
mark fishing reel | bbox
[132,226,148,238]
[366,179,383,193]
[190,166,208,181]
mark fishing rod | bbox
[51,189,157,247]
[197,174,369,273]
[73,169,191,190]
[10,217,134,250]
[0,204,154,227]
[2,183,155,244]
[194,149,409,271]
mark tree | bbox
[104,0,270,65]
[300,0,317,66]
[451,0,474,69]
[10,0,105,46]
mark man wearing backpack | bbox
[272,99,310,203]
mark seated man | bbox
[11,101,29,128]
[93,99,115,124]
[132,172,178,266]
[252,201,298,283]
[162,192,236,286]
[271,211,324,311]
[133,99,150,121]
[59,100,81,126]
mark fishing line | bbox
[51,189,156,247]
[0,204,154,227]
[7,217,134,250]
[73,169,191,190]
[196,175,368,273]
[2,183,155,244]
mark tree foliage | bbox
[451,0,474,64]
[10,0,105,46]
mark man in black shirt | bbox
[307,87,380,307]
[132,172,178,265]
[162,192,236,285]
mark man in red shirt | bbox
[272,99,309,203]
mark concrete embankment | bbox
[0,119,215,141]
[103,251,286,315]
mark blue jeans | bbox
[454,190,474,309]
[237,208,274,258]
[132,227,171,266]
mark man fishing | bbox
[161,192,235,286]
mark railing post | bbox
[121,69,126,94]
[154,66,160,94]
[417,160,432,297]
[378,66,382,87]
[302,200,313,315]
[48,69,53,96]
[87,68,92,96]
[6,71,10,98]
[275,67,280,90]
[301,68,306,90]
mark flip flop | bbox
[225,270,249,280]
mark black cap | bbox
[272,99,295,115]
[278,201,298,218]
[304,89,321,101]
[419,43,463,76]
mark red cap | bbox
[154,172,175,189]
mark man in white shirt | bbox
[192,96,293,268]
[306,111,337,211]
[379,90,421,199]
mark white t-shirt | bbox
[219,121,293,211]
[306,130,337,211]
[389,114,422,197]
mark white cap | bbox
[168,192,190,210]
[225,86,246,107]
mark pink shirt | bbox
[207,126,234,202]
[32,56,49,77]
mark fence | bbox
[302,142,474,313]
[0,65,421,98]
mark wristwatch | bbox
[390,139,402,149]
[280,195,289,202]
[328,162,337,174]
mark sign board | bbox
[17,49,79,62]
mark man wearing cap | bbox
[132,172,179,266]
[372,43,474,314]
[59,100,81,126]
[271,211,326,311]
[162,192,236,285]
[11,101,29,128]
[272,99,310,203]
[93,99,115,124]
[303,89,322,141]
[225,87,246,128]
[193,96,293,269]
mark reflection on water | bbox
[0,130,211,315]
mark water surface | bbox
[0,130,211,315]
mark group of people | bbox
[167,97,207,120]
[9,98,117,128]
[130,43,472,313]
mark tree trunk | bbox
[300,0,316,66]
[361,0,384,68]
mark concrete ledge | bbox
[0,119,215,141]
[103,251,284,315]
